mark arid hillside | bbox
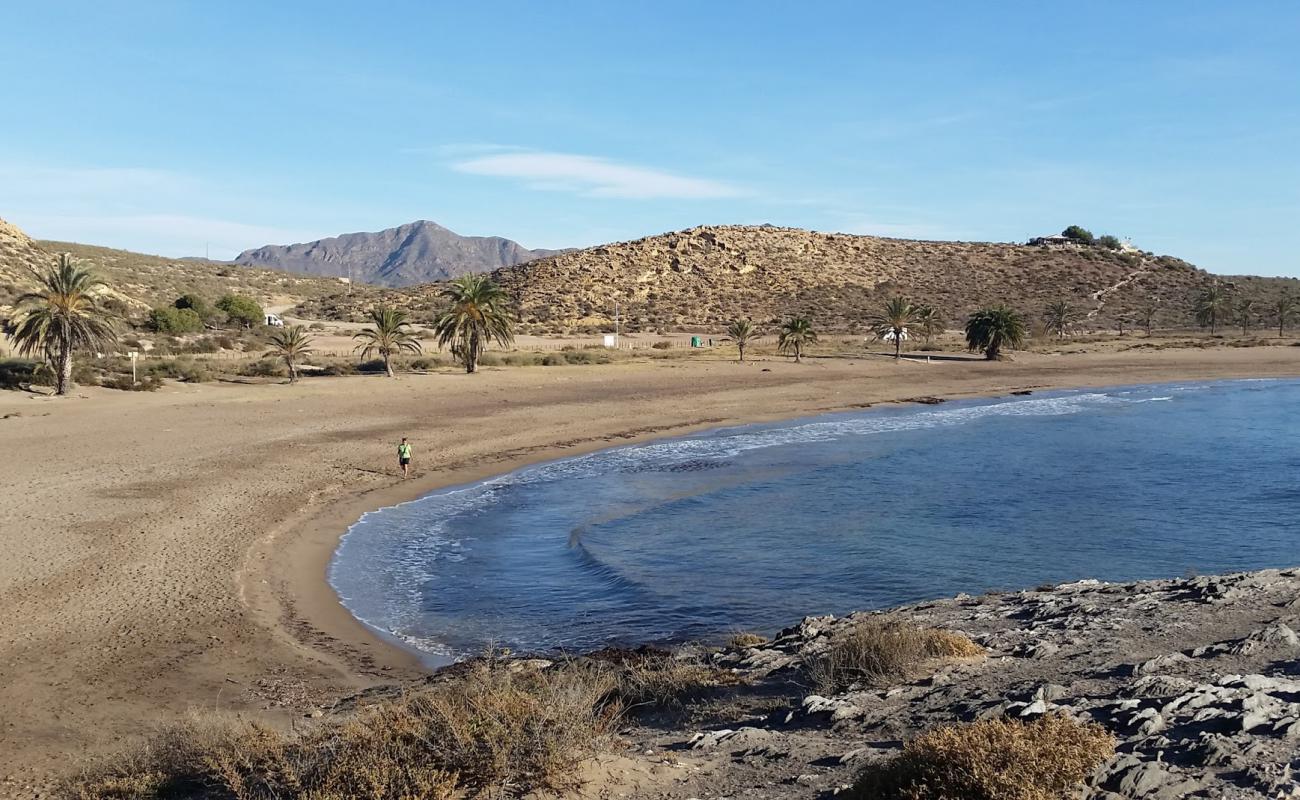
[0,216,370,320]
[295,225,1300,333]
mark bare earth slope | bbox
[235,219,565,287]
[295,225,1300,332]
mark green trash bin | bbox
[690,336,702,348]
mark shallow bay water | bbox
[330,379,1300,660]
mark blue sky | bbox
[2,2,1298,275]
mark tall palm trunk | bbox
[466,331,480,373]
[384,352,394,378]
[286,359,298,383]
[57,343,73,395]
[894,332,901,359]
[793,343,802,363]
[738,343,745,363]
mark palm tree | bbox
[869,296,919,359]
[1195,282,1231,334]
[265,325,314,383]
[725,318,757,362]
[8,253,117,395]
[1236,297,1256,335]
[353,306,422,377]
[777,317,817,363]
[433,275,514,373]
[964,307,1027,360]
[914,305,945,346]
[1138,299,1159,336]
[1276,293,1295,338]
[1042,299,1073,339]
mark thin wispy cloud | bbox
[450,150,745,200]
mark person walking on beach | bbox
[397,437,413,479]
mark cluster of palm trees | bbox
[725,299,1024,364]
[1195,282,1293,337]
[266,274,517,381]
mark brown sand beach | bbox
[1,345,1299,792]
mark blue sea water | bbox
[329,379,1300,662]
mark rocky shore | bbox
[594,567,1300,799]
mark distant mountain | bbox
[233,220,565,287]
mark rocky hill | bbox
[294,224,1300,333]
[234,220,565,287]
[0,217,51,314]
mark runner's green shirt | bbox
[398,443,412,459]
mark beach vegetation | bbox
[964,307,1026,360]
[66,652,744,800]
[1275,292,1294,337]
[66,658,611,800]
[914,305,944,346]
[6,253,119,395]
[808,618,984,693]
[173,293,223,326]
[777,316,817,362]
[1042,299,1073,339]
[847,714,1115,800]
[1236,297,1256,335]
[352,306,422,377]
[215,294,264,329]
[725,318,757,362]
[264,325,314,383]
[433,275,515,373]
[147,306,203,335]
[869,296,920,359]
[727,632,768,648]
[1194,282,1231,334]
[1138,299,1159,335]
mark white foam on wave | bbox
[329,387,1179,654]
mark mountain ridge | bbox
[233,220,565,287]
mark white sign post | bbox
[128,351,139,384]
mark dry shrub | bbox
[809,619,984,693]
[849,714,1116,800]
[579,647,743,713]
[67,659,617,799]
[727,632,768,649]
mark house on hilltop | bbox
[1028,233,1079,248]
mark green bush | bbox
[0,358,41,389]
[1061,225,1094,243]
[102,374,163,392]
[651,341,673,350]
[147,306,204,334]
[215,294,264,329]
[1097,234,1122,251]
[239,359,285,378]
[320,361,358,376]
[542,353,567,366]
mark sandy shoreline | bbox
[2,344,1299,789]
